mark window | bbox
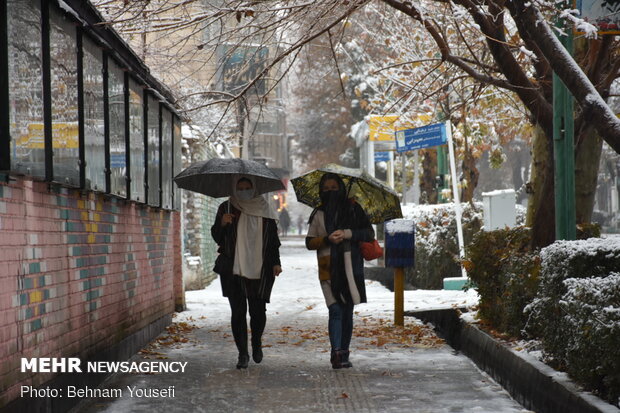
[3,0,180,209]
[7,0,44,177]
[82,37,105,192]
[128,78,145,202]
[147,94,160,207]
[173,115,182,210]
[108,59,126,197]
[50,6,79,186]
[161,108,173,210]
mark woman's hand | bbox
[328,230,345,244]
[221,213,234,227]
[273,265,282,277]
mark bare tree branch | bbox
[511,0,620,153]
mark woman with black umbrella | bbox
[305,173,374,369]
[211,175,282,369]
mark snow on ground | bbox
[176,237,480,362]
[180,238,479,328]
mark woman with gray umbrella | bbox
[211,175,282,369]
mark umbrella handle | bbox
[346,179,355,197]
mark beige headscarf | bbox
[229,175,279,279]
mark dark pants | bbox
[228,295,266,355]
[328,301,354,351]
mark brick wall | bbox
[0,177,182,407]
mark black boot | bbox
[252,339,263,364]
[236,353,249,369]
[340,350,352,368]
[330,349,342,369]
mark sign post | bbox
[446,122,466,277]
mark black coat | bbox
[328,201,374,304]
[211,201,281,302]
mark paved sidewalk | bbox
[73,240,531,413]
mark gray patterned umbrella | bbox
[173,158,284,198]
[291,163,402,224]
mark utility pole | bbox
[553,11,576,240]
[437,87,450,203]
[437,146,448,203]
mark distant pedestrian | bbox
[279,208,291,236]
[297,214,305,235]
[211,176,282,369]
[305,173,374,369]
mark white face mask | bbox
[236,189,255,201]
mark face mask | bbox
[236,189,255,201]
[320,190,340,205]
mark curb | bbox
[406,309,620,413]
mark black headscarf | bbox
[318,173,353,303]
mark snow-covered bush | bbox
[402,202,483,289]
[464,226,540,337]
[525,238,620,406]
[560,274,620,405]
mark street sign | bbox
[367,115,420,142]
[368,115,399,141]
[576,0,620,35]
[374,151,391,162]
[395,122,447,153]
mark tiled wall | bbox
[0,178,182,407]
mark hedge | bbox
[525,237,620,405]
[464,226,540,337]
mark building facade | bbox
[0,0,183,410]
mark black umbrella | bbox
[173,158,285,198]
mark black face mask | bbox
[320,190,341,206]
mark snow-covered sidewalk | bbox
[75,239,531,413]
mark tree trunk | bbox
[420,149,437,204]
[460,149,479,203]
[526,125,556,248]
[575,127,603,224]
[526,124,602,245]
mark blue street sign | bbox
[395,122,447,153]
[374,151,391,162]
